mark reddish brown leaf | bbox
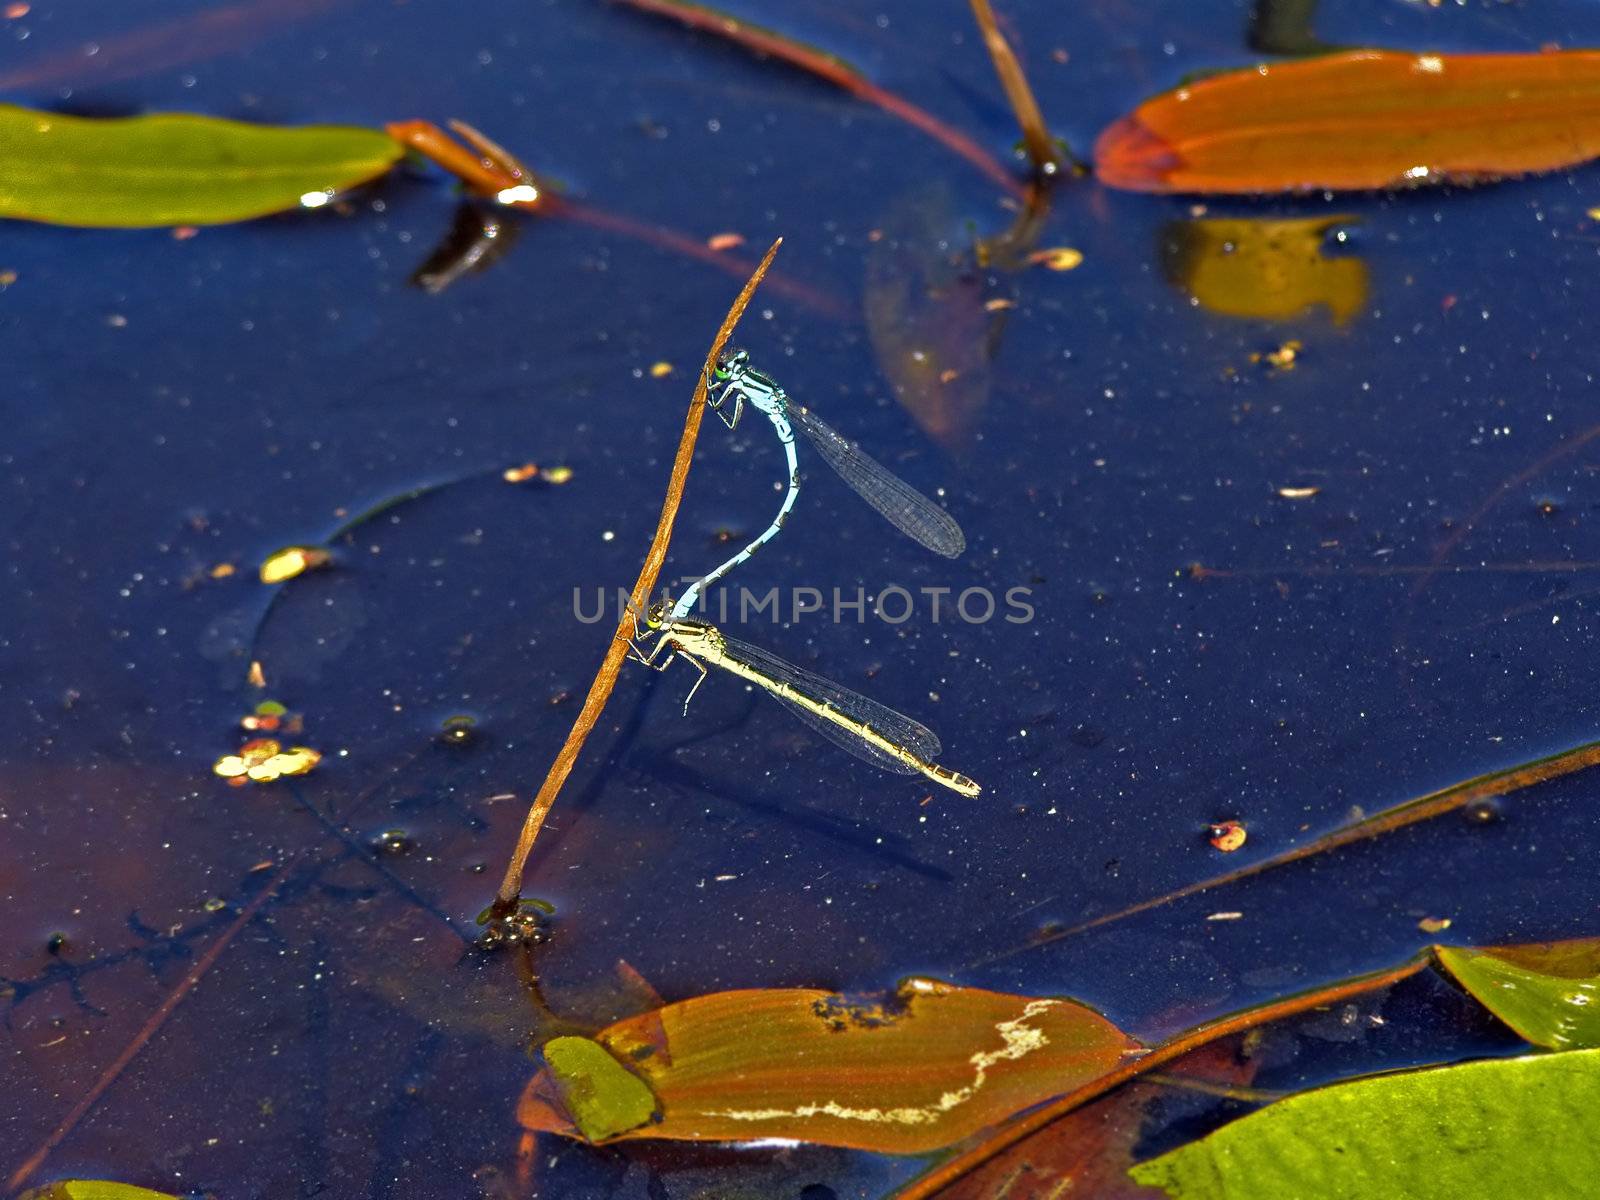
[518,978,1140,1154]
[1095,50,1600,194]
[931,1040,1258,1200]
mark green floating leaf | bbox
[521,978,1139,1153]
[0,104,402,227]
[541,1035,662,1141]
[21,1183,183,1200]
[1129,1047,1600,1199]
[1437,937,1600,1049]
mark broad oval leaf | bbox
[21,1183,182,1200]
[519,978,1140,1153]
[1436,937,1600,1050]
[1096,50,1600,194]
[1128,1047,1600,1198]
[0,104,402,227]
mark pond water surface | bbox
[6,0,1600,1196]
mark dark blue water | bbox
[6,0,1600,1195]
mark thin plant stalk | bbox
[969,734,1600,969]
[491,238,783,915]
[614,0,1024,198]
[387,120,840,316]
[967,0,1067,175]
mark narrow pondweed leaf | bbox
[20,1183,183,1200]
[1436,937,1600,1050]
[1096,50,1600,194]
[519,978,1140,1153]
[1128,1047,1600,1198]
[1160,216,1367,325]
[0,104,401,227]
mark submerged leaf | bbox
[1161,216,1366,325]
[1129,1047,1600,1198]
[1437,937,1600,1049]
[1096,50,1600,194]
[520,979,1139,1153]
[864,185,1004,447]
[0,104,401,227]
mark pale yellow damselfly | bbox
[627,604,981,797]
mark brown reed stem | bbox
[613,0,1025,198]
[491,238,784,912]
[967,0,1065,176]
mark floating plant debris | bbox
[213,738,322,786]
[258,545,331,584]
[1026,246,1084,271]
[1208,821,1247,852]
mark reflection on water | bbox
[1160,215,1367,325]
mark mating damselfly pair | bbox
[629,348,981,797]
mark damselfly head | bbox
[644,601,668,629]
[713,347,749,381]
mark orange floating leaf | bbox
[1096,50,1600,194]
[518,979,1139,1153]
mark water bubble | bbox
[438,714,479,747]
[374,829,414,856]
